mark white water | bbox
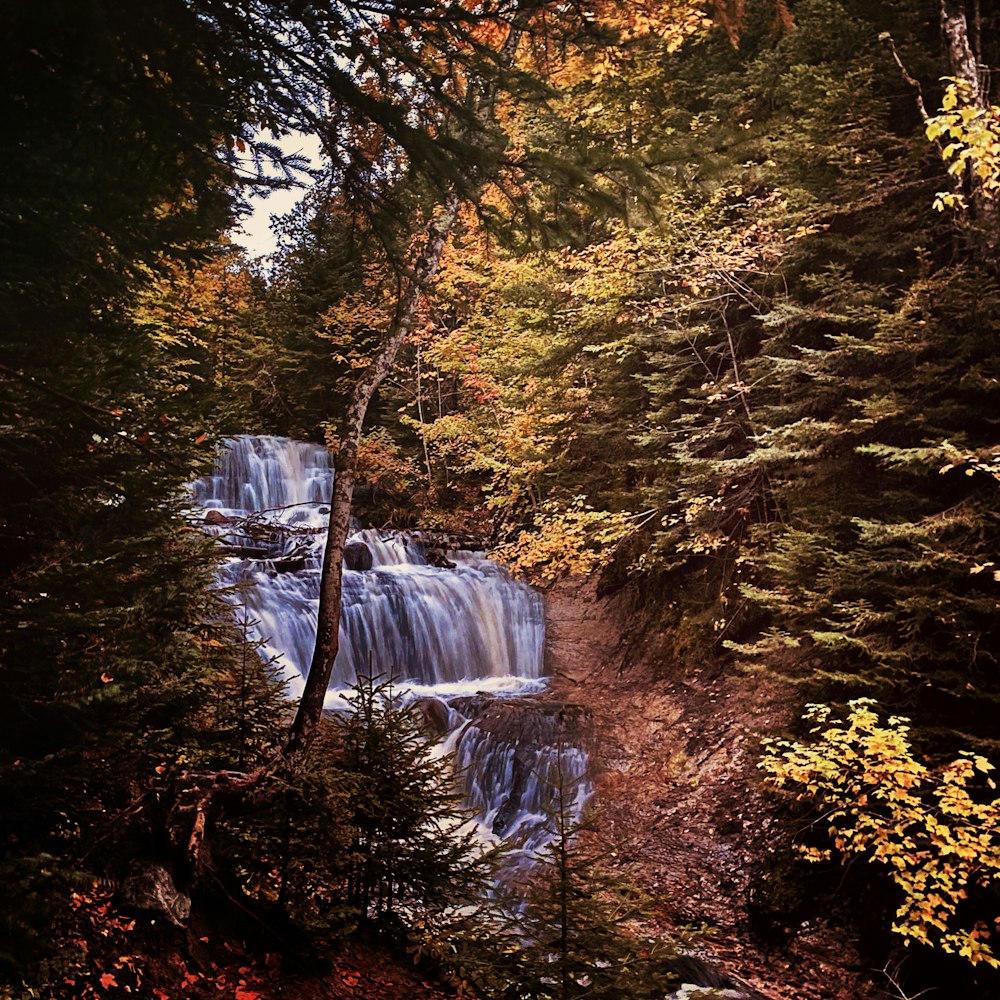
[193,434,588,873]
[193,436,544,700]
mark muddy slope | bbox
[543,576,878,1000]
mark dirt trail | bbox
[543,575,878,1000]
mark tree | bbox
[333,673,490,929]
[480,750,681,1000]
[0,2,270,982]
[761,700,1000,969]
[285,6,534,755]
[0,0,553,983]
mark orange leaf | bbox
[100,972,118,989]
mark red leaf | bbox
[100,972,118,989]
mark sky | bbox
[232,132,324,259]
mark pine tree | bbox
[481,751,681,1000]
[334,673,491,930]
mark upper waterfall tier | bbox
[193,436,544,697]
[192,435,333,526]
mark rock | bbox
[204,509,230,525]
[424,546,456,569]
[272,557,305,574]
[119,861,191,926]
[451,697,590,747]
[413,697,452,735]
[344,541,373,571]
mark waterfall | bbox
[193,434,588,875]
[193,435,543,698]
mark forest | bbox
[2,0,1000,998]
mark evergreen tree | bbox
[481,752,680,1000]
[333,673,490,930]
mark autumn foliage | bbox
[761,700,1000,968]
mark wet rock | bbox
[272,557,305,574]
[424,546,457,569]
[413,697,452,735]
[344,541,373,571]
[119,861,191,926]
[204,509,230,525]
[452,697,590,748]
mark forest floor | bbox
[54,904,462,1000]
[542,574,882,1000]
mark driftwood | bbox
[166,769,260,873]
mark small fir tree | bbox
[482,749,682,1000]
[334,672,491,930]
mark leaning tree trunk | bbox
[283,193,462,758]
[156,194,464,879]
[283,11,529,759]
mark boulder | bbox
[119,861,191,926]
[344,541,373,571]
[204,509,230,525]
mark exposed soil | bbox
[542,574,882,1000]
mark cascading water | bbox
[193,436,544,697]
[193,435,589,873]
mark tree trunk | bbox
[284,9,529,758]
[941,0,998,250]
[941,0,980,104]
[284,193,461,759]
